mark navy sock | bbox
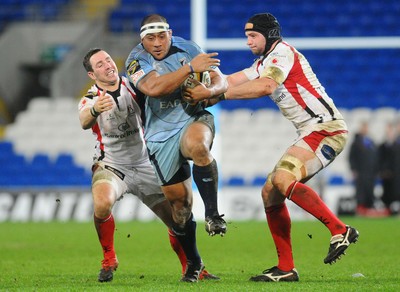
[172,213,201,265]
[192,159,219,218]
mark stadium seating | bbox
[109,0,190,37]
[108,0,400,38]
[2,97,398,188]
[1,1,399,189]
[106,1,400,111]
[2,97,92,187]
[219,107,400,187]
[218,48,400,111]
[0,0,71,33]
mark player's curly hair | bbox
[83,48,103,72]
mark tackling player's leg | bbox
[92,165,121,282]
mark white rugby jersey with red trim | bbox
[78,76,148,166]
[243,41,343,129]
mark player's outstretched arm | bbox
[79,90,114,129]
[225,73,278,100]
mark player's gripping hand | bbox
[190,52,220,72]
[183,82,213,104]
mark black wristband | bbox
[218,93,226,101]
[90,106,100,117]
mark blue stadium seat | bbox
[251,176,267,186]
[329,175,346,186]
[0,140,14,157]
[27,154,54,185]
[52,154,91,186]
[31,153,51,166]
[225,176,246,187]
[54,153,75,168]
[0,153,30,187]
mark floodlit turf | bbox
[1,217,399,291]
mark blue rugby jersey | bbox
[125,36,206,142]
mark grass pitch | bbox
[1,217,399,291]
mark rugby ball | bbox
[182,71,211,88]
